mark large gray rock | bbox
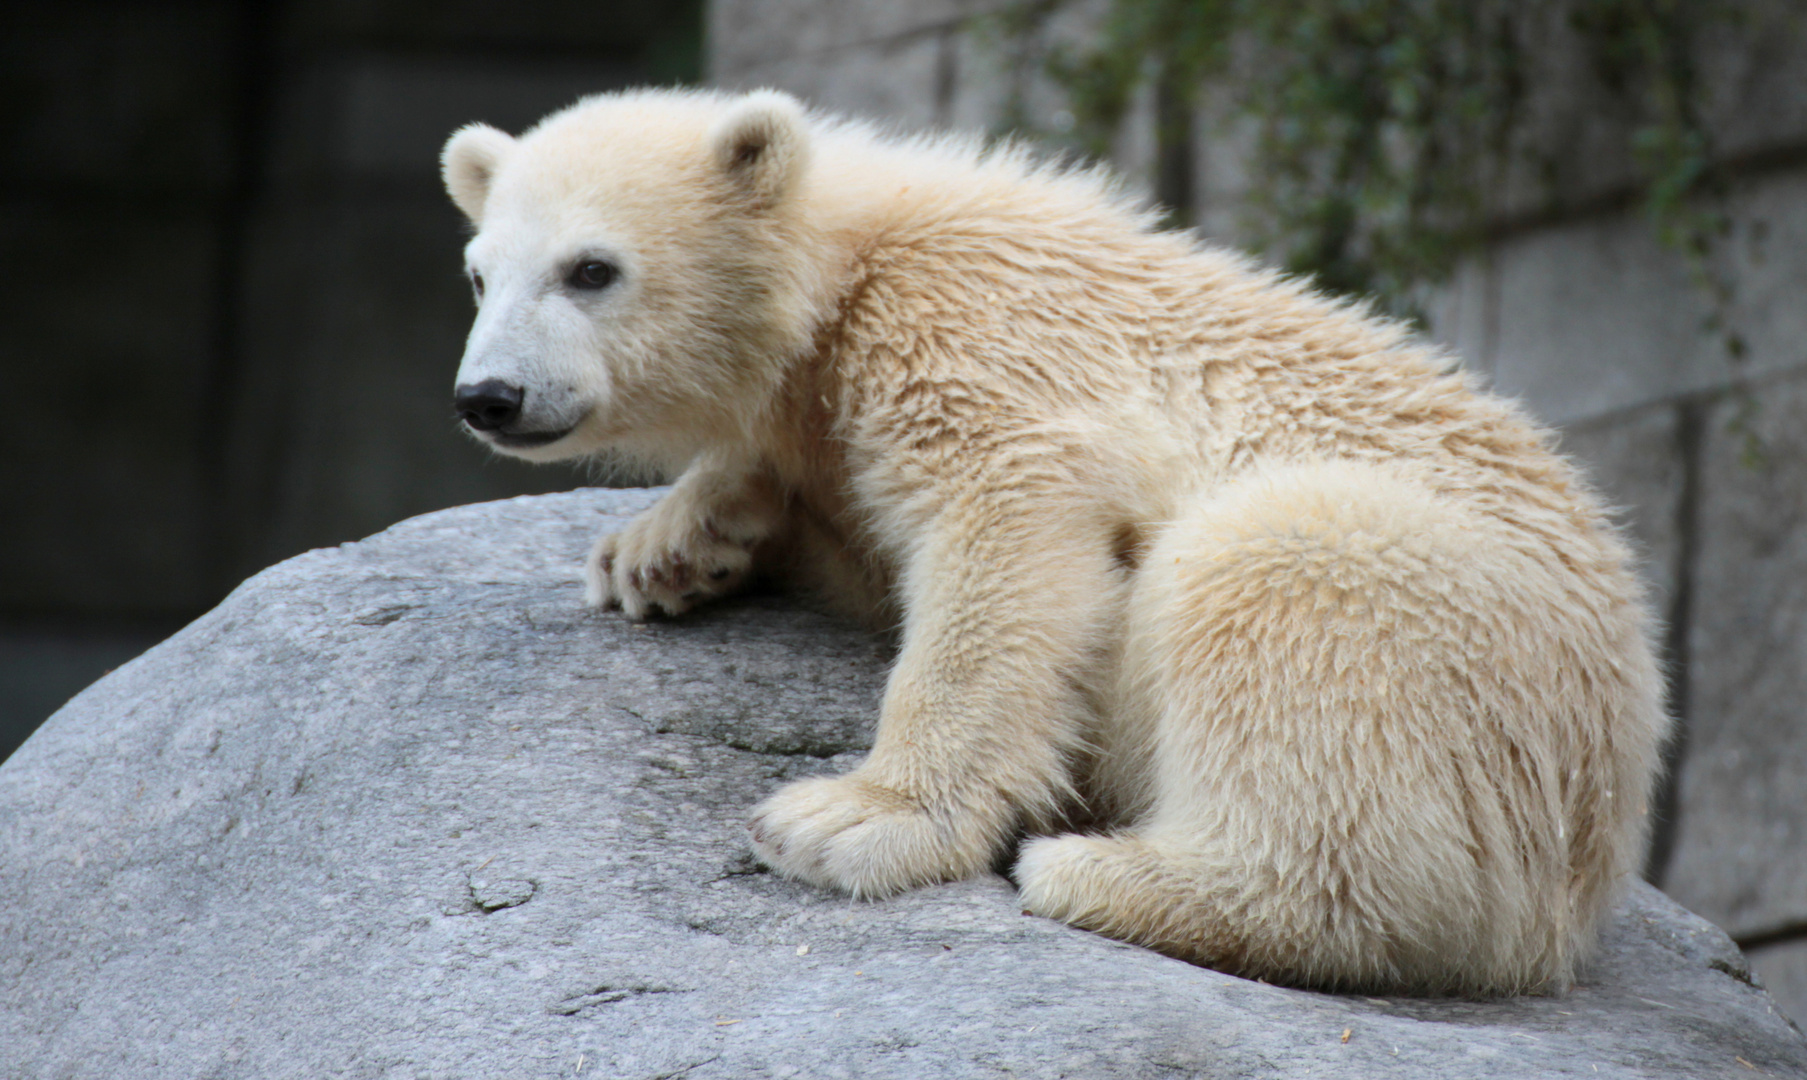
[3,489,1804,1079]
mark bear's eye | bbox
[468,271,484,298]
[568,260,618,291]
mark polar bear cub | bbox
[442,88,1667,995]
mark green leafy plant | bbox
[998,0,1767,332]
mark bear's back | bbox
[803,137,1602,558]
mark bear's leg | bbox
[749,500,1128,899]
[1017,459,1663,995]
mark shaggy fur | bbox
[442,88,1668,996]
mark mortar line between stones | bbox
[1481,136,1807,244]
[1736,919,1807,952]
[1643,396,1705,886]
[1560,358,1807,437]
[716,17,975,77]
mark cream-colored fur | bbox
[442,88,1667,996]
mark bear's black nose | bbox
[454,380,525,431]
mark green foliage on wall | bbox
[1001,0,1779,328]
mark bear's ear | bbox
[441,123,516,226]
[709,90,809,208]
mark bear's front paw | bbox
[748,775,999,899]
[584,510,760,619]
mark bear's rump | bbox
[1091,458,1659,991]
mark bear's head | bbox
[442,89,823,468]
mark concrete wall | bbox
[708,0,1807,1021]
[0,2,701,760]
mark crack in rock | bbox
[648,1054,722,1080]
[705,852,771,884]
[469,875,536,912]
[352,604,419,627]
[549,983,694,1016]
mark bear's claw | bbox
[585,487,770,618]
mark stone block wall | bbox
[708,0,1807,1021]
[0,2,701,759]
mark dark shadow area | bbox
[0,1,702,762]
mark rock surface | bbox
[3,489,1804,1079]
